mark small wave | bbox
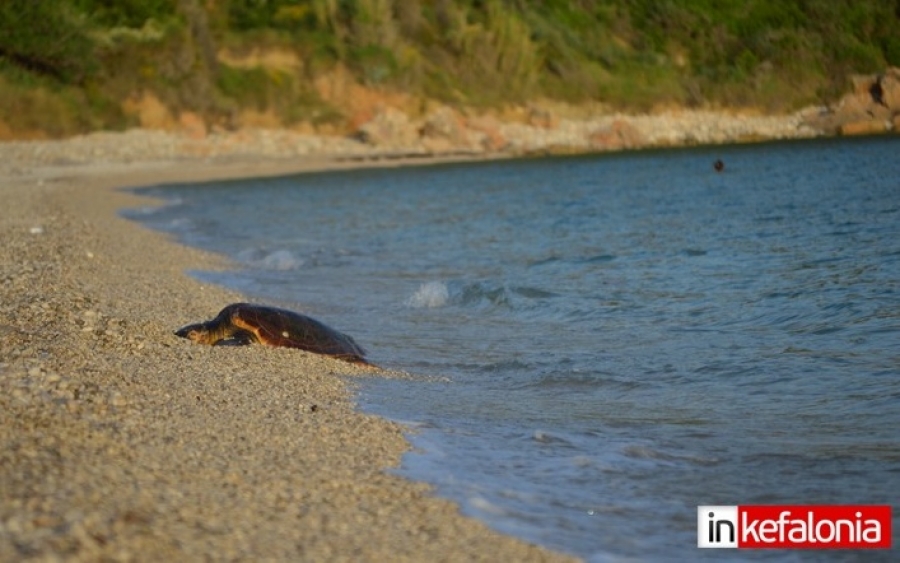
[406,281,450,308]
[532,430,574,446]
[525,371,642,391]
[127,205,163,216]
[512,286,558,299]
[236,248,305,271]
[476,359,532,373]
[467,496,508,516]
[408,280,560,311]
[528,255,562,267]
[458,282,558,309]
[578,253,616,264]
[458,282,509,307]
[262,250,304,270]
[531,253,616,268]
[622,444,719,465]
[123,194,186,218]
[167,217,194,230]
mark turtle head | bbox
[174,322,214,344]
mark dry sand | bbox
[0,155,575,562]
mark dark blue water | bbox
[126,137,900,561]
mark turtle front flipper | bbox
[214,330,256,346]
[175,305,244,345]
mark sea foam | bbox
[237,248,305,271]
[406,281,449,308]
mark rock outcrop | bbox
[588,119,644,151]
[352,104,820,156]
[805,67,900,135]
[354,107,419,150]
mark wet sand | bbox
[0,156,574,561]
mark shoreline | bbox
[0,108,823,179]
[2,66,897,172]
[0,157,575,561]
[1,110,895,558]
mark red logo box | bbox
[698,505,892,549]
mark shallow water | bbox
[126,137,900,561]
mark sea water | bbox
[126,137,900,561]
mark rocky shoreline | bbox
[0,109,821,177]
[3,67,898,177]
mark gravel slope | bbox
[0,156,575,562]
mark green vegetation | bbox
[1,0,897,136]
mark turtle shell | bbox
[216,303,369,364]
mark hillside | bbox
[1,0,898,138]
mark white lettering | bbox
[816,519,835,542]
[760,519,779,542]
[836,519,855,542]
[862,520,881,543]
[742,512,760,542]
[787,518,806,542]
[777,511,791,542]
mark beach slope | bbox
[0,157,574,562]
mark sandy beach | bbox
[0,152,575,561]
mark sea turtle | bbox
[175,303,371,365]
